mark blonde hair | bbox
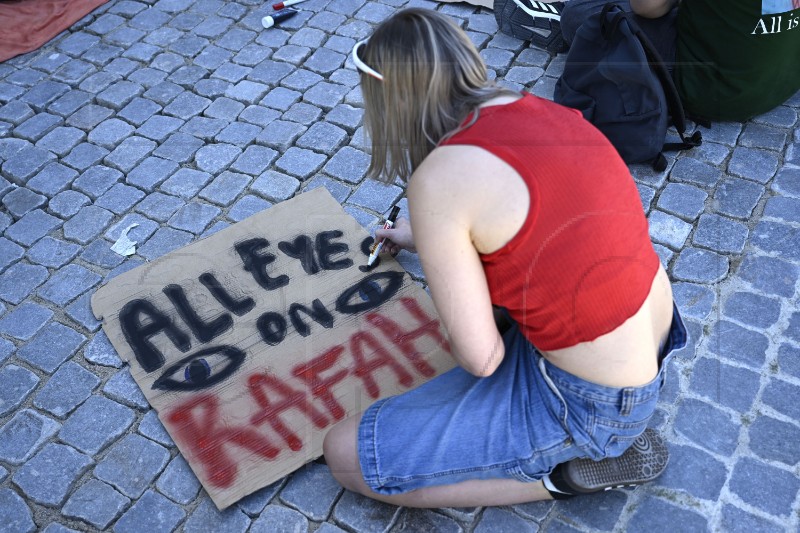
[358,9,515,184]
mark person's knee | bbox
[323,417,364,492]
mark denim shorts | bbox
[358,305,687,495]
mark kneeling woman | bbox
[323,8,686,507]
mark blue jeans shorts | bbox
[358,305,687,495]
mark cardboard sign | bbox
[91,188,455,509]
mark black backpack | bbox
[554,4,702,171]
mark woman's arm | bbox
[630,0,678,18]
[407,148,505,377]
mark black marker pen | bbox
[262,8,298,29]
[367,206,400,267]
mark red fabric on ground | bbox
[0,0,109,63]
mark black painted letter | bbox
[163,284,233,343]
[317,230,352,271]
[199,273,255,316]
[119,299,191,372]
[235,238,290,291]
[288,299,334,337]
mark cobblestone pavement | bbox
[1,0,799,532]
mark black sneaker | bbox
[494,0,567,53]
[556,429,670,494]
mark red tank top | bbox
[441,93,659,351]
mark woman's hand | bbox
[374,216,416,255]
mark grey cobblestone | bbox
[138,227,194,260]
[672,247,729,283]
[62,143,110,172]
[180,115,227,139]
[17,321,86,373]
[0,302,53,340]
[52,59,95,85]
[33,361,99,418]
[251,170,300,201]
[21,81,70,111]
[27,162,78,197]
[184,498,251,533]
[728,147,780,183]
[113,489,185,533]
[251,504,309,533]
[152,131,204,162]
[706,320,769,368]
[720,505,784,533]
[169,201,222,233]
[35,126,86,157]
[135,192,185,222]
[62,205,115,244]
[136,114,184,142]
[0,100,34,124]
[670,157,721,188]
[647,210,692,249]
[0,365,39,417]
[83,331,123,368]
[627,497,707,532]
[738,254,799,298]
[230,145,277,176]
[156,455,202,505]
[2,187,46,218]
[199,170,250,205]
[5,209,61,246]
[748,416,800,466]
[2,146,56,185]
[104,135,157,172]
[204,96,245,120]
[143,81,183,105]
[303,81,349,110]
[689,357,760,412]
[275,147,327,179]
[12,443,93,507]
[61,479,130,529]
[729,457,799,517]
[195,78,230,98]
[692,213,749,254]
[297,121,347,152]
[723,291,781,330]
[0,488,36,533]
[103,368,149,410]
[95,183,146,214]
[66,292,102,332]
[256,119,307,151]
[304,175,351,204]
[772,168,800,198]
[160,167,213,198]
[94,434,170,498]
[281,69,324,91]
[348,180,402,213]
[762,378,800,420]
[228,195,271,222]
[279,462,341,521]
[763,195,800,223]
[712,178,764,219]
[0,409,60,465]
[137,410,174,448]
[194,142,241,174]
[79,71,122,94]
[72,165,122,199]
[751,220,800,261]
[48,90,92,118]
[740,123,788,151]
[128,68,168,88]
[334,491,399,532]
[79,240,125,269]
[675,399,741,456]
[215,121,261,144]
[88,118,135,149]
[0,262,48,304]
